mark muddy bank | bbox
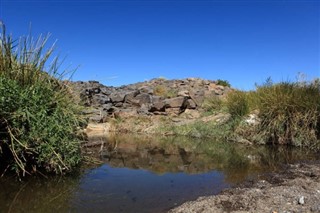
[169,162,320,213]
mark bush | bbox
[154,85,177,98]
[216,79,231,87]
[225,90,249,118]
[0,24,84,176]
[202,95,224,115]
[255,80,320,148]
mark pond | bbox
[0,134,318,213]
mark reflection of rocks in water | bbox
[178,147,192,166]
[84,134,320,182]
[93,138,212,174]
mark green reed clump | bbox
[254,79,320,148]
[201,95,224,115]
[225,90,249,118]
[0,24,84,177]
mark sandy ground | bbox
[169,162,320,213]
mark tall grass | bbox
[255,80,320,148]
[0,24,84,177]
[187,77,320,149]
[225,90,249,118]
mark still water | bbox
[0,134,318,213]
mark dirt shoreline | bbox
[169,162,320,213]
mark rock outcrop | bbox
[70,78,231,122]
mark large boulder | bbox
[135,93,152,106]
[124,90,140,105]
[184,99,197,109]
[92,94,111,105]
[110,92,126,103]
[150,96,166,112]
[164,97,186,108]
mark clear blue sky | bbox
[1,0,319,90]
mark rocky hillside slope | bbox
[70,78,231,122]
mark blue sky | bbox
[1,0,319,90]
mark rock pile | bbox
[70,78,231,122]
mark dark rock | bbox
[150,101,166,112]
[102,104,113,111]
[92,94,111,105]
[88,80,99,84]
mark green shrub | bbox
[225,90,249,118]
[216,79,231,87]
[255,80,320,148]
[0,24,84,176]
[153,85,177,98]
[153,85,166,96]
[202,95,224,115]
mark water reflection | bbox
[85,134,318,183]
[71,165,228,213]
[0,175,80,213]
[0,135,318,213]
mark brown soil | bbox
[169,162,320,213]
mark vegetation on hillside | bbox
[0,24,84,177]
[159,77,320,150]
[216,79,231,87]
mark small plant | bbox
[154,85,177,98]
[216,79,231,87]
[154,85,167,96]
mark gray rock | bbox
[164,97,185,108]
[93,87,101,94]
[102,103,113,111]
[150,97,166,112]
[100,87,113,95]
[135,93,152,106]
[82,108,101,115]
[70,77,231,119]
[137,104,151,115]
[178,90,189,97]
[138,86,154,94]
[92,94,111,105]
[110,92,126,103]
[114,102,123,107]
[124,90,140,105]
[311,204,320,212]
[185,99,197,109]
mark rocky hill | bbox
[70,78,231,122]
